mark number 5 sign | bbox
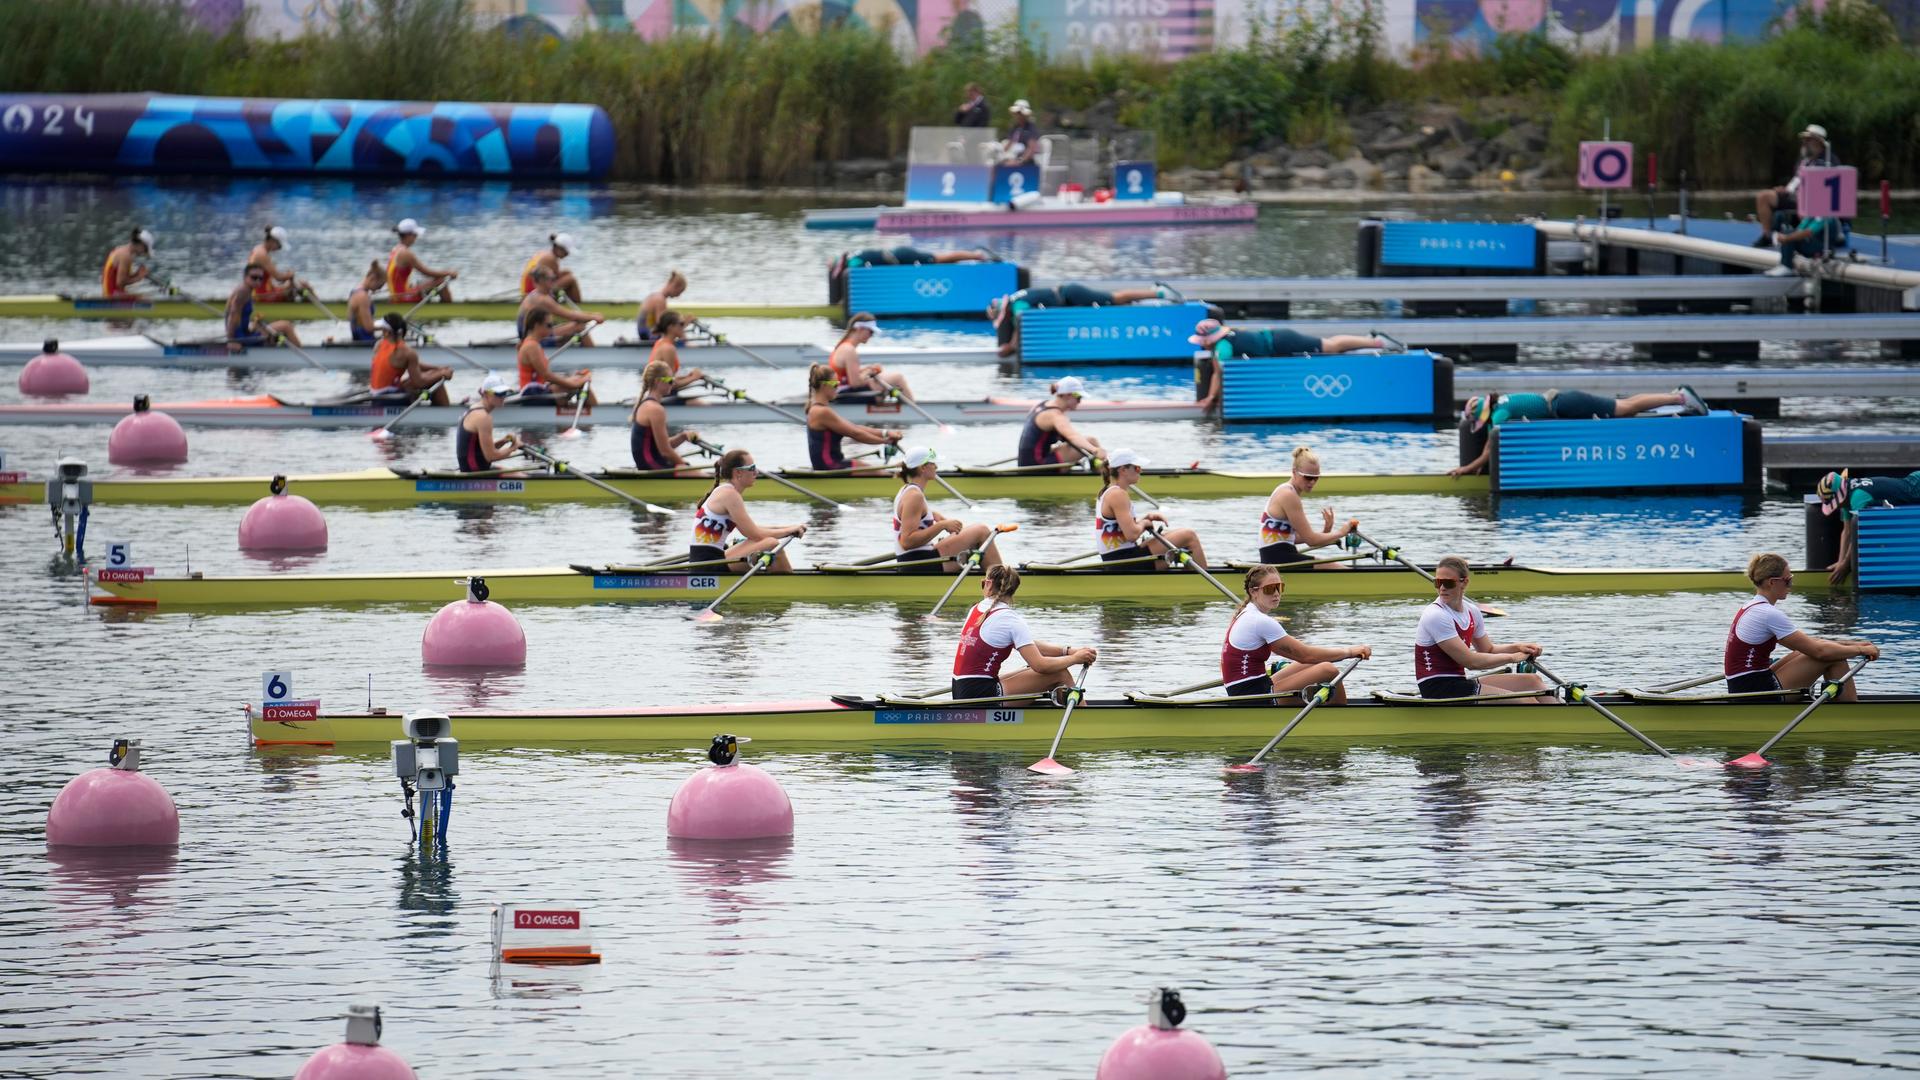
[1578,142,1634,189]
[1798,165,1857,218]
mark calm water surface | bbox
[2,180,1917,1077]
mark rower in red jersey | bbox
[1725,551,1877,701]
[951,565,1096,701]
[1221,565,1370,704]
[1413,554,1551,702]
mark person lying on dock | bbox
[1190,318,1389,411]
[369,314,451,406]
[989,282,1180,357]
[1753,124,1838,248]
[102,228,155,298]
[1818,469,1920,585]
[1729,552,1877,699]
[1448,387,1710,478]
[517,265,603,346]
[828,246,997,300]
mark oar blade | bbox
[687,607,725,624]
[370,427,394,441]
[1222,762,1264,774]
[1726,752,1770,770]
[1027,757,1073,776]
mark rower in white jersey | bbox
[1222,565,1372,704]
[1259,446,1359,569]
[1413,555,1552,702]
[1725,551,1877,701]
[951,565,1097,701]
[688,448,807,573]
[892,446,1002,572]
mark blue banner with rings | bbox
[1380,222,1540,271]
[1220,353,1441,421]
[847,264,1019,317]
[1016,302,1213,363]
[1492,412,1747,492]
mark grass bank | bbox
[3,0,1915,186]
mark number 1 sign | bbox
[1798,166,1858,218]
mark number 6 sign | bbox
[262,671,293,703]
[1798,165,1857,218]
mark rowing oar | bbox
[1351,530,1507,617]
[297,282,343,323]
[149,273,227,320]
[931,470,976,508]
[688,534,796,623]
[1029,661,1094,776]
[414,330,488,372]
[1129,483,1162,510]
[272,332,329,372]
[924,524,1016,622]
[1150,659,1287,700]
[883,389,954,434]
[700,375,810,426]
[1531,660,1711,767]
[371,378,446,440]
[1727,656,1872,770]
[696,322,780,371]
[1224,658,1363,773]
[1147,525,1237,603]
[558,378,590,440]
[691,437,841,508]
[398,279,451,323]
[519,444,674,516]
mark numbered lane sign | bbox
[105,541,132,568]
[262,671,293,703]
[1798,165,1858,218]
[1578,141,1634,189]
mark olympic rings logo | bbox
[913,278,952,298]
[1302,374,1352,398]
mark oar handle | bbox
[1748,654,1872,760]
[1040,660,1096,762]
[1532,660,1679,761]
[1242,657,1363,767]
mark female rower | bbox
[1095,449,1208,569]
[806,363,903,472]
[456,374,524,471]
[386,218,457,303]
[690,449,807,573]
[1189,318,1385,409]
[830,314,914,402]
[517,265,603,346]
[369,314,452,405]
[952,565,1098,701]
[345,261,385,343]
[1016,376,1102,467]
[1414,555,1551,702]
[520,233,582,301]
[246,226,309,303]
[631,360,703,472]
[989,283,1175,358]
[1223,566,1372,704]
[649,311,707,395]
[1260,446,1358,569]
[516,308,595,405]
[894,447,1002,571]
[102,228,155,298]
[638,270,687,340]
[1450,387,1707,478]
[226,264,301,352]
[1726,552,1878,701]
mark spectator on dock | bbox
[1190,318,1389,411]
[1818,469,1920,585]
[1000,101,1039,166]
[1449,388,1710,478]
[954,84,990,128]
[1764,209,1850,275]
[1753,124,1838,248]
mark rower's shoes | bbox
[1751,233,1774,248]
[1764,264,1796,277]
[828,252,849,284]
[1677,385,1710,416]
[976,247,1003,262]
[1374,328,1408,352]
[1155,280,1186,303]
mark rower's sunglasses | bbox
[1773,573,1794,585]
[735,462,760,473]
[246,273,266,282]
[1435,577,1464,589]
[1295,471,1321,483]
[1256,581,1284,597]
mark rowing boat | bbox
[0,295,838,322]
[0,465,1486,507]
[0,394,1208,430]
[0,336,826,370]
[93,560,1827,609]
[248,693,1920,747]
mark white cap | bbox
[1800,124,1828,141]
[1188,318,1230,346]
[477,372,514,396]
[396,218,425,237]
[1108,448,1148,469]
[135,228,155,251]
[267,225,291,251]
[1053,376,1086,397]
[903,446,936,470]
[851,318,879,333]
[1010,99,1032,114]
[552,232,576,253]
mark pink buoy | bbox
[295,1006,416,1080]
[667,735,794,840]
[1097,990,1226,1080]
[421,578,526,666]
[239,476,328,552]
[18,339,90,396]
[107,395,188,466]
[45,740,180,849]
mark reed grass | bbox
[4,0,1915,185]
